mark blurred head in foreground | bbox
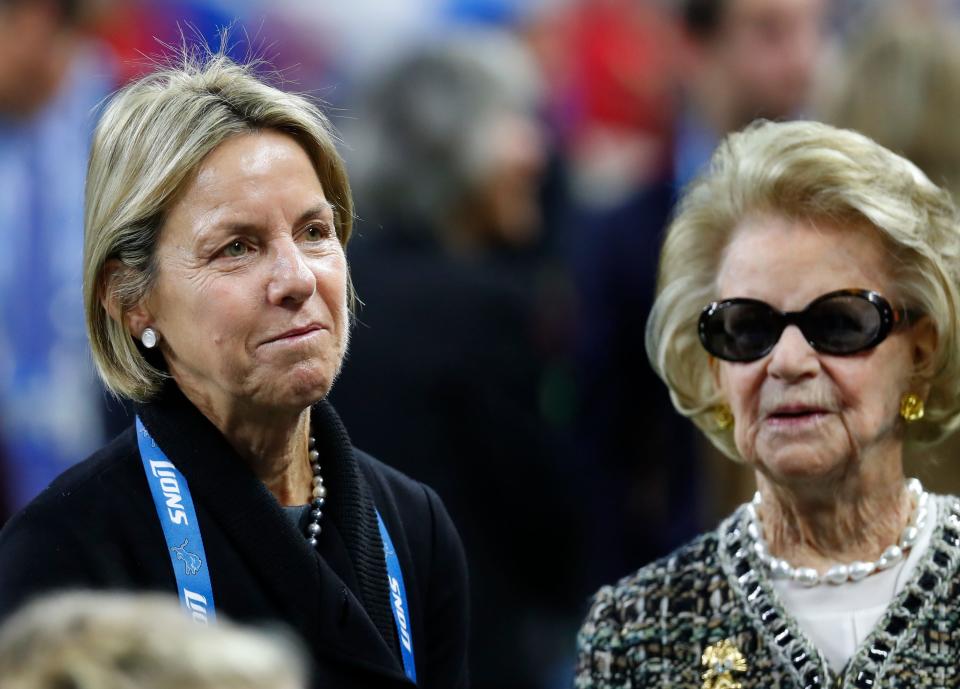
[0,592,307,689]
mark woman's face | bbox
[714,213,921,485]
[141,130,348,415]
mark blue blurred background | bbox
[4,0,960,686]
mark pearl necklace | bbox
[305,435,326,549]
[746,478,928,587]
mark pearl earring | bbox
[141,327,159,349]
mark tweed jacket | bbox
[576,495,960,688]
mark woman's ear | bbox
[100,259,152,336]
[911,315,938,379]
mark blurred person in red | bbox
[330,29,584,689]
[530,0,681,208]
[571,0,828,591]
[0,0,118,517]
[93,0,243,84]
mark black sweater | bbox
[0,384,469,688]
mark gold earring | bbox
[713,404,734,430]
[900,393,925,422]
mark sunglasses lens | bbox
[701,301,779,361]
[804,294,883,354]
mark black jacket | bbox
[0,384,469,689]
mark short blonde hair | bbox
[84,52,353,401]
[0,591,306,689]
[646,119,960,459]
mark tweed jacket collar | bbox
[717,495,960,687]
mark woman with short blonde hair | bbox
[0,50,468,689]
[577,120,960,687]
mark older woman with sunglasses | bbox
[575,120,960,689]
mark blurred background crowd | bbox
[4,0,960,686]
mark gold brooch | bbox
[701,639,748,689]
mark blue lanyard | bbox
[136,416,417,683]
[377,511,417,684]
[136,417,217,624]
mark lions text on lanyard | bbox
[148,458,188,525]
[137,417,217,625]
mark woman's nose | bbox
[266,240,315,306]
[767,325,820,381]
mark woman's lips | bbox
[261,326,324,347]
[765,407,830,428]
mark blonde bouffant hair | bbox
[646,119,960,459]
[84,51,353,402]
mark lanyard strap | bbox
[136,416,217,624]
[377,510,418,684]
[136,416,417,684]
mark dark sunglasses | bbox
[699,289,915,363]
